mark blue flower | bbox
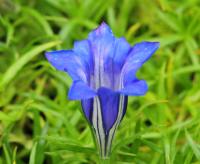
[45,22,159,158]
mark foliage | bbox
[0,0,200,163]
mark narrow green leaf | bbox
[0,41,61,90]
[185,130,200,160]
[3,144,12,164]
[163,136,171,164]
[141,139,163,154]
[22,7,53,36]
[29,142,38,164]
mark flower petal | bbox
[104,37,131,89]
[88,22,113,40]
[112,37,131,72]
[97,87,120,133]
[97,87,127,133]
[68,80,97,100]
[45,50,74,71]
[45,50,88,82]
[122,42,159,85]
[119,80,148,96]
[88,22,115,89]
[81,98,93,123]
[73,39,93,73]
[128,42,160,63]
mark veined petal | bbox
[45,50,74,71]
[122,42,159,85]
[97,87,126,133]
[68,80,97,100]
[81,98,93,123]
[88,22,113,40]
[128,42,160,63]
[73,40,93,72]
[119,80,148,96]
[104,37,131,89]
[112,37,131,72]
[45,50,88,82]
[88,22,115,89]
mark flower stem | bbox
[99,157,110,164]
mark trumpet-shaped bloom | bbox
[45,22,159,158]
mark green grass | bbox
[0,0,200,163]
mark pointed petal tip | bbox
[153,41,160,49]
[120,80,148,96]
[100,21,108,27]
[89,22,112,39]
[45,50,74,61]
[45,51,52,61]
[148,41,160,52]
[68,81,97,100]
[44,51,61,67]
[143,41,160,49]
[150,42,160,54]
[97,21,111,33]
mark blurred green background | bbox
[0,0,200,163]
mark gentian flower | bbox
[45,22,159,159]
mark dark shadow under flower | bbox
[45,22,159,158]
